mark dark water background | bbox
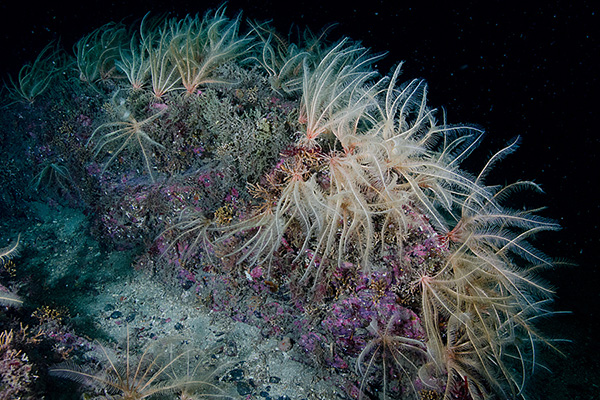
[0,1,597,398]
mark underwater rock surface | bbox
[0,6,567,400]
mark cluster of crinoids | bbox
[215,27,561,400]
[6,6,561,399]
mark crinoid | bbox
[215,177,291,271]
[50,327,234,399]
[144,19,182,99]
[298,38,383,146]
[413,237,557,399]
[419,312,497,400]
[74,21,127,84]
[356,312,428,400]
[0,234,20,267]
[87,102,165,182]
[410,140,562,399]
[248,21,336,95]
[248,20,310,94]
[217,57,496,289]
[163,342,237,400]
[7,41,62,104]
[215,49,496,293]
[159,207,218,265]
[168,7,252,95]
[443,179,561,305]
[212,39,385,284]
[0,234,23,307]
[50,330,187,399]
[117,32,152,91]
[371,64,492,232]
[418,293,560,400]
[31,162,73,195]
[0,289,22,308]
